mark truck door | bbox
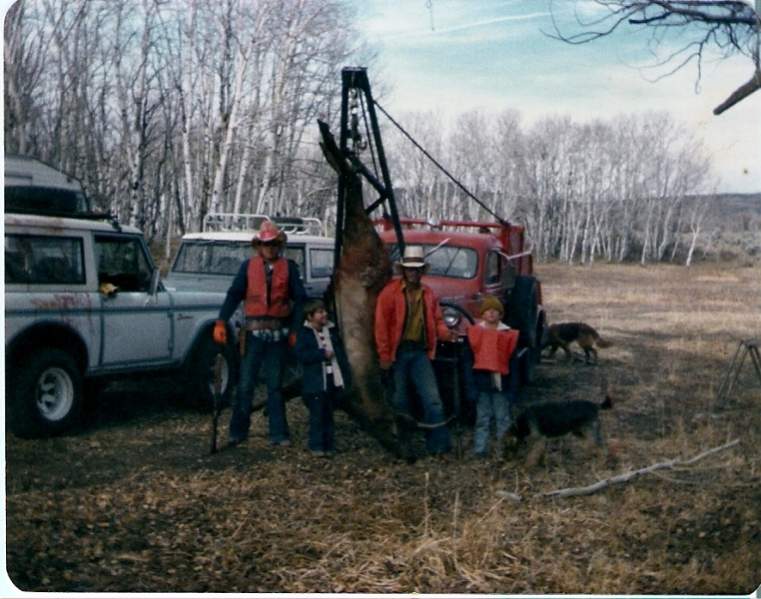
[94,234,173,366]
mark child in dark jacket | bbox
[294,299,351,456]
[465,295,520,457]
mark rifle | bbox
[210,353,225,454]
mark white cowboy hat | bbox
[398,245,427,269]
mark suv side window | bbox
[94,235,153,292]
[310,247,334,279]
[5,234,85,285]
[283,245,305,275]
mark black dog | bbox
[509,395,613,465]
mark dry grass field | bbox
[5,262,761,593]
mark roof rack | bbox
[7,208,122,231]
[202,212,325,236]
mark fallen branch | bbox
[539,438,740,499]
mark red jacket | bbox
[374,278,450,363]
[244,256,291,318]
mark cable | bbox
[373,100,508,226]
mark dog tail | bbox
[595,336,613,348]
[600,395,613,410]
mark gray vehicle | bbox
[5,211,236,438]
[165,212,335,300]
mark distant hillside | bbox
[705,193,761,230]
[696,193,761,262]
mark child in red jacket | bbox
[466,295,519,457]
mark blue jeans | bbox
[393,349,451,454]
[473,390,511,455]
[229,334,288,443]
[306,376,336,452]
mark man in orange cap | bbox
[213,220,306,447]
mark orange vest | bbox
[244,257,291,318]
[467,325,519,375]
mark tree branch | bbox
[713,70,761,114]
[538,438,740,499]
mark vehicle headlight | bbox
[443,307,461,328]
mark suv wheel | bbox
[186,335,236,410]
[9,348,84,438]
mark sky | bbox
[348,0,761,194]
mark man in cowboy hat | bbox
[374,245,458,456]
[213,219,306,447]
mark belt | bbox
[397,340,426,353]
[245,318,285,331]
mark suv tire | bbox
[9,348,84,438]
[507,275,539,385]
[186,334,236,411]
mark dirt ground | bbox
[5,262,761,593]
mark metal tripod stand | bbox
[715,339,761,406]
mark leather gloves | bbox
[212,320,227,345]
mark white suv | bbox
[5,212,236,438]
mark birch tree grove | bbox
[5,0,718,265]
[4,0,357,249]
[384,109,716,265]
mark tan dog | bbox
[541,322,612,364]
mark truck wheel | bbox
[186,335,236,411]
[8,348,84,438]
[507,275,539,385]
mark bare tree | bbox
[550,0,761,114]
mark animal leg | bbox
[589,346,598,365]
[560,342,573,362]
[583,347,592,364]
[592,419,605,447]
[525,437,546,468]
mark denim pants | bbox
[229,334,288,443]
[393,349,451,454]
[306,375,336,452]
[473,390,511,455]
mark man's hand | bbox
[379,360,392,371]
[288,332,297,348]
[212,320,227,345]
[323,348,334,360]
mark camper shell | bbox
[4,155,90,215]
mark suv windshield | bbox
[172,240,307,277]
[173,241,251,275]
[386,243,478,279]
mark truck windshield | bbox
[386,243,478,279]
